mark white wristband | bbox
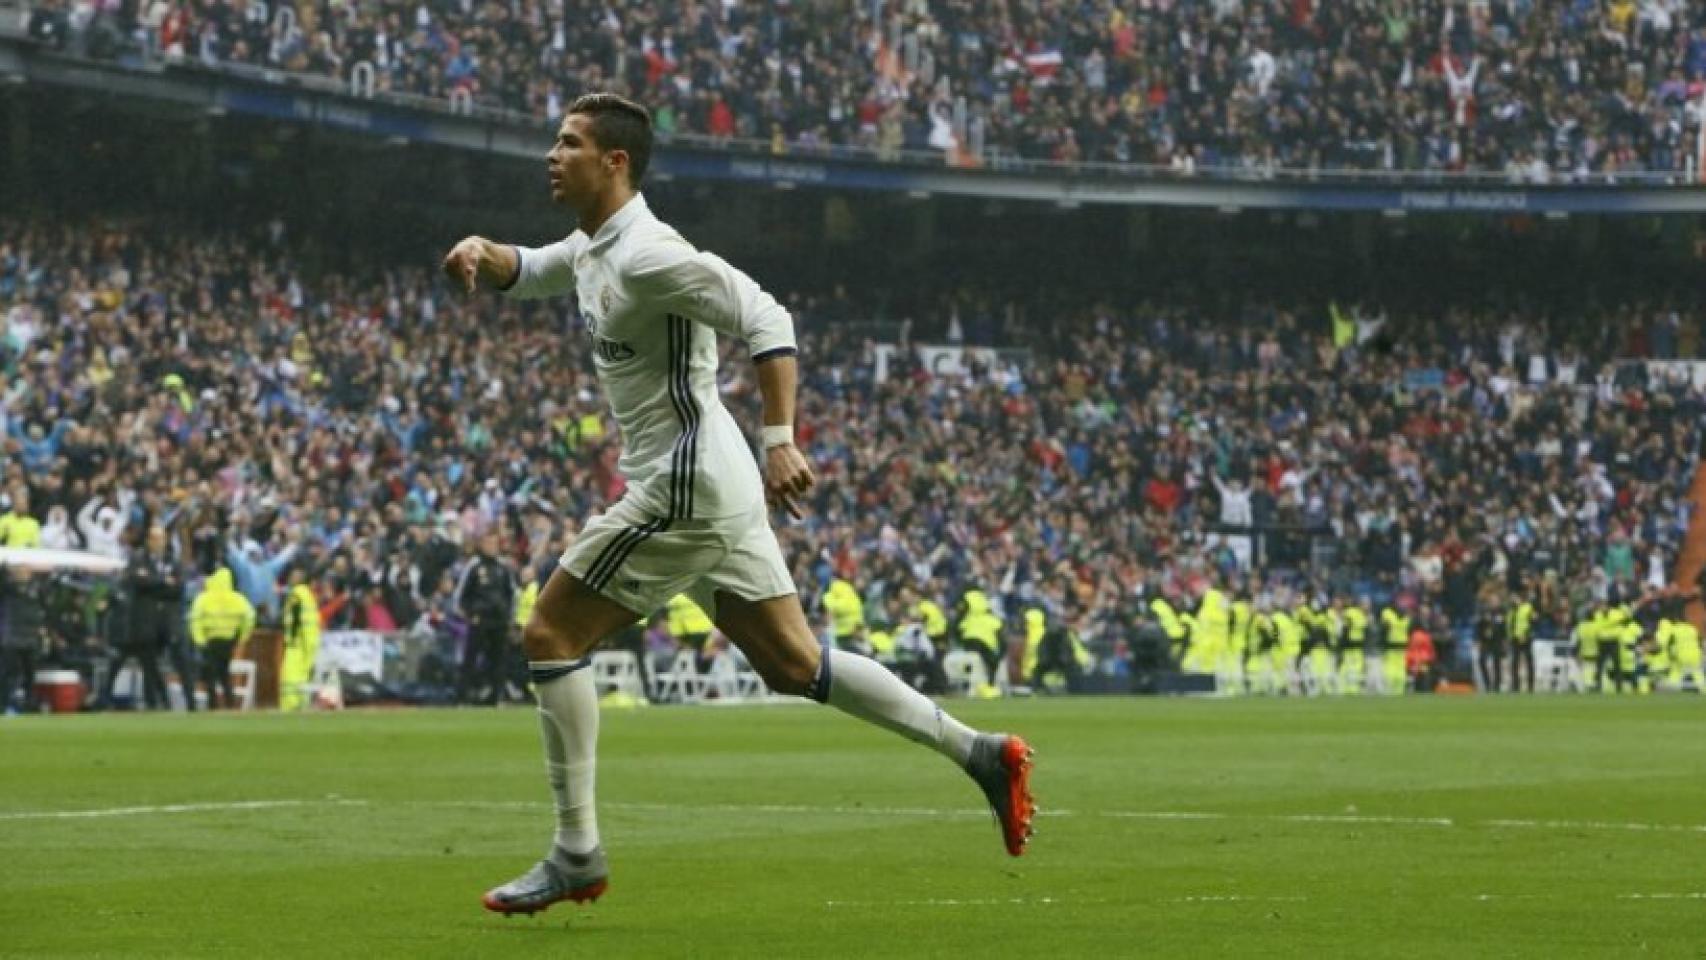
[761,425,794,449]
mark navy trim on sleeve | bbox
[751,346,799,364]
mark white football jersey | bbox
[504,193,796,520]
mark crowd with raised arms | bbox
[0,214,1701,709]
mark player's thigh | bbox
[695,514,818,694]
[525,567,645,661]
[710,590,820,696]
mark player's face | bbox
[546,114,624,206]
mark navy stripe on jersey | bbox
[752,345,798,363]
[587,517,669,592]
[680,317,701,518]
[665,314,702,520]
[664,315,688,518]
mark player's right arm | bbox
[441,235,581,299]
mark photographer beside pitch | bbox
[442,93,1035,917]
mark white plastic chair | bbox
[301,659,343,710]
[942,650,989,696]
[650,648,705,704]
[590,650,645,699]
[736,660,770,700]
[228,659,257,711]
[701,654,745,700]
[1534,640,1580,693]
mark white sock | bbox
[809,647,978,767]
[531,660,600,855]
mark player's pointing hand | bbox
[442,236,496,294]
[441,237,481,293]
[764,442,815,521]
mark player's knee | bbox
[523,618,590,662]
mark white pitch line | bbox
[1164,895,1310,903]
[606,800,1079,819]
[0,799,369,821]
[1279,814,1455,827]
[1101,811,1454,827]
[828,892,1706,909]
[6,799,1706,840]
[825,894,1307,909]
[1482,818,1706,834]
[827,896,1099,908]
[408,799,1010,818]
[608,800,1001,819]
[1101,811,1228,821]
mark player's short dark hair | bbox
[568,93,653,188]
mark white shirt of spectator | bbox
[1212,474,1252,527]
[1638,0,1668,32]
[1526,353,1549,384]
[1247,48,1275,97]
[1278,463,1312,507]
[504,193,796,521]
[40,507,76,551]
[928,101,955,152]
[77,492,132,559]
[1443,55,1480,126]
[1647,549,1667,591]
[1411,551,1442,587]
[7,303,37,351]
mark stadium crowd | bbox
[21,0,1706,177]
[0,213,1703,710]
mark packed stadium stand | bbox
[2,199,1703,706]
[16,0,1706,178]
[3,0,1706,712]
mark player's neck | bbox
[576,187,637,239]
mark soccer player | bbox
[441,93,1035,917]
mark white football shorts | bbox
[560,496,797,618]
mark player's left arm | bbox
[753,353,814,519]
[629,240,814,517]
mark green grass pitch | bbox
[4,697,1706,958]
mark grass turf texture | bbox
[3,698,1705,959]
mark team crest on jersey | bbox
[583,287,633,361]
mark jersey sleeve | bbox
[502,234,585,301]
[627,236,797,361]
